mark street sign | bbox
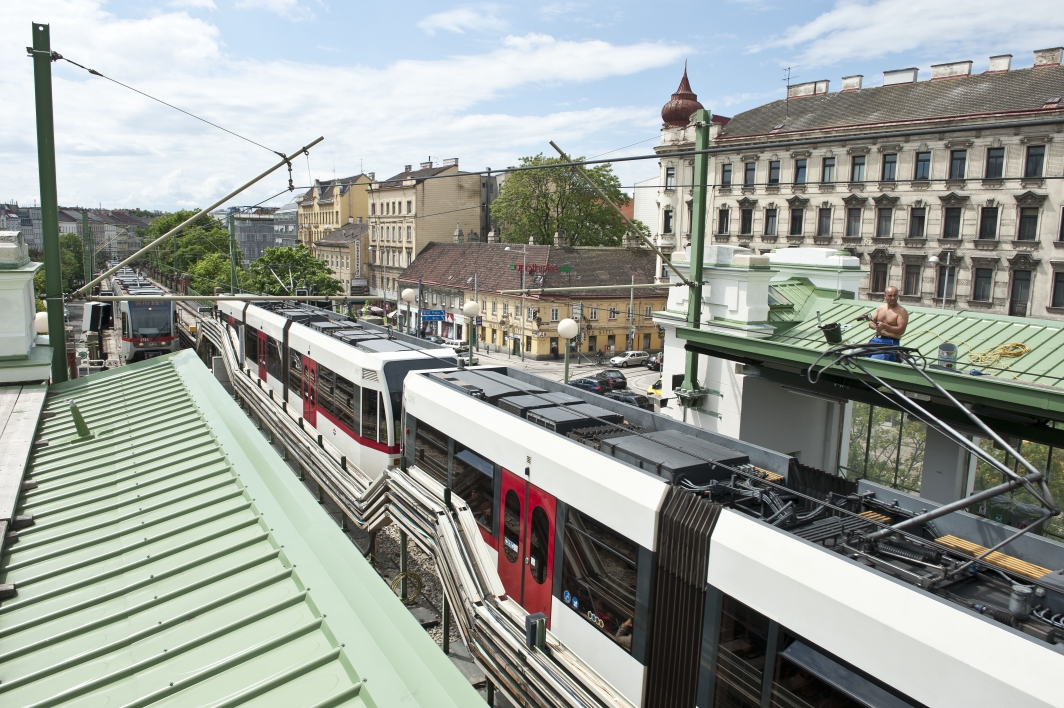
[421,309,445,322]
[475,316,482,326]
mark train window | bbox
[333,374,357,430]
[377,391,388,444]
[529,507,549,584]
[266,336,283,380]
[245,326,258,364]
[713,595,770,708]
[413,420,448,485]
[128,302,171,338]
[361,387,378,442]
[317,365,336,415]
[561,508,638,653]
[288,348,302,398]
[503,490,521,564]
[390,391,402,447]
[452,444,495,533]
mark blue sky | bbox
[3,0,1062,210]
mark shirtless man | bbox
[865,286,908,361]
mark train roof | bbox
[412,365,1064,652]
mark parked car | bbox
[443,338,469,353]
[605,391,654,411]
[569,377,611,394]
[425,335,446,345]
[596,369,627,389]
[646,353,663,371]
[609,350,649,367]
[647,378,662,396]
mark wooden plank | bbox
[0,385,47,522]
[859,510,891,524]
[935,534,1051,580]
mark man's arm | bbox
[879,308,909,339]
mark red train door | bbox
[302,356,316,426]
[498,468,557,626]
[257,331,267,380]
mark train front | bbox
[122,296,176,360]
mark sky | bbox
[3,0,1063,211]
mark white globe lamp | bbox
[558,318,578,382]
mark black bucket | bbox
[819,322,842,345]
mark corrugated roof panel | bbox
[0,352,479,708]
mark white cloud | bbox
[748,0,1064,69]
[168,0,216,9]
[0,1,687,210]
[234,0,313,21]
[417,5,507,35]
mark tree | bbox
[490,153,648,246]
[139,210,238,279]
[188,252,250,294]
[246,245,341,296]
[846,402,925,492]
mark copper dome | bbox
[661,66,704,127]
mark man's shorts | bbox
[868,336,900,362]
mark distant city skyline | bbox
[3,0,1062,212]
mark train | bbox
[111,268,178,362]
[221,300,1064,708]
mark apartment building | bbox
[314,220,369,295]
[297,174,372,251]
[654,48,1064,318]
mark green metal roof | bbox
[679,280,1064,423]
[0,350,480,708]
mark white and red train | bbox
[111,268,178,362]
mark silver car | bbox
[609,350,649,367]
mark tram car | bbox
[111,269,177,362]
[401,366,1064,708]
[218,300,457,474]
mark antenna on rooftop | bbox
[783,66,799,117]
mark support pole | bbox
[486,680,495,706]
[400,530,408,601]
[564,341,570,383]
[82,210,91,286]
[680,109,712,406]
[31,22,67,383]
[229,211,238,294]
[442,594,450,655]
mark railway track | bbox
[194,313,633,708]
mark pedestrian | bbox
[551,343,559,360]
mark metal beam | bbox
[91,295,374,302]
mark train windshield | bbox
[128,301,172,338]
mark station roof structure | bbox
[678,277,1064,446]
[0,350,480,707]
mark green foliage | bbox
[246,245,341,296]
[189,252,250,294]
[140,210,240,281]
[490,154,647,246]
[30,236,84,295]
[845,402,925,492]
[972,436,1064,540]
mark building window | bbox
[718,208,730,235]
[608,307,618,320]
[845,208,861,237]
[589,307,598,320]
[1018,208,1039,240]
[979,207,998,239]
[870,263,888,293]
[1025,145,1046,178]
[850,155,866,182]
[371,202,376,215]
[876,208,892,238]
[740,209,753,235]
[881,153,897,181]
[407,226,412,241]
[550,307,559,322]
[665,167,676,189]
[914,151,931,181]
[764,208,778,236]
[1010,270,1032,316]
[768,161,780,185]
[502,303,508,317]
[816,208,831,237]
[528,306,537,321]
[789,208,803,236]
[663,208,674,234]
[1053,272,1064,308]
[943,207,962,239]
[644,305,652,317]
[407,200,413,213]
[985,147,1005,179]
[973,268,993,301]
[909,207,926,238]
[903,264,921,296]
[721,164,732,186]
[937,263,956,300]
[949,150,967,180]
[744,162,756,186]
[821,157,835,183]
[491,300,497,315]
[794,159,807,184]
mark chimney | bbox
[883,67,919,85]
[553,229,568,247]
[841,75,863,91]
[367,172,375,181]
[487,229,498,243]
[931,60,973,79]
[404,165,412,172]
[453,223,464,243]
[787,80,830,98]
[1034,47,1064,67]
[420,161,433,169]
[348,216,353,224]
[987,54,1012,73]
[442,158,459,167]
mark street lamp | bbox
[462,299,480,363]
[929,254,951,309]
[401,288,416,334]
[558,318,578,383]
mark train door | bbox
[302,356,317,426]
[257,331,268,380]
[498,468,557,625]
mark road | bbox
[469,345,661,396]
